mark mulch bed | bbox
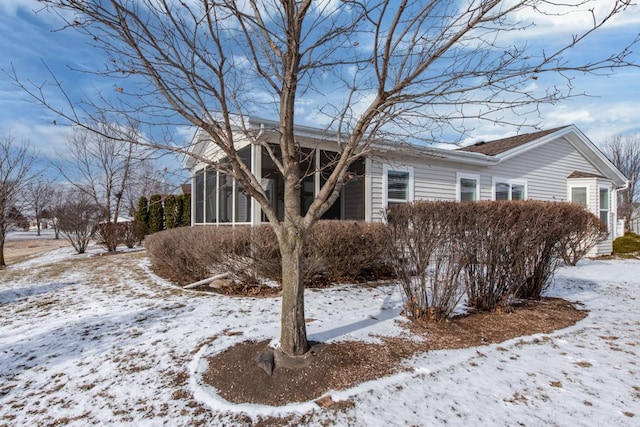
[203,297,587,407]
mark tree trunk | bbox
[0,233,5,267]
[278,225,309,356]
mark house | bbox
[186,118,628,256]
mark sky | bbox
[1,0,639,172]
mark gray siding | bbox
[488,137,600,201]
[369,136,615,255]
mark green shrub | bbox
[613,232,640,254]
[164,195,178,229]
[181,193,191,226]
[134,196,149,229]
[148,194,164,234]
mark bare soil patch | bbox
[203,297,586,407]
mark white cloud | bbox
[507,0,640,37]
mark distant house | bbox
[186,118,628,256]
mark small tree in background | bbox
[23,177,55,236]
[56,190,105,254]
[164,195,177,229]
[148,194,164,234]
[180,194,191,227]
[604,134,640,231]
[0,136,36,267]
[175,196,184,228]
[134,196,149,228]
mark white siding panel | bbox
[370,160,385,222]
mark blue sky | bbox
[1,0,639,171]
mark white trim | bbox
[382,164,414,207]
[598,185,611,231]
[456,172,480,202]
[491,177,528,201]
[365,158,372,221]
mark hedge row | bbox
[135,194,191,236]
[387,201,606,321]
[144,221,390,286]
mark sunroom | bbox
[191,143,366,226]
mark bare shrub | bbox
[95,222,127,252]
[511,202,571,300]
[307,221,390,283]
[247,225,281,282]
[387,200,596,318]
[56,191,106,254]
[146,221,391,286]
[559,207,607,266]
[124,220,147,248]
[387,202,466,322]
[145,226,251,285]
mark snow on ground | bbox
[0,245,639,426]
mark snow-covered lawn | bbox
[1,245,639,426]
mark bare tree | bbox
[56,120,156,251]
[605,134,640,231]
[55,189,106,254]
[0,135,36,267]
[23,177,56,236]
[20,1,639,355]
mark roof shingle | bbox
[458,126,569,156]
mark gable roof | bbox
[459,126,569,155]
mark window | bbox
[599,187,609,230]
[383,165,413,206]
[571,187,587,207]
[205,168,217,223]
[457,173,480,202]
[194,170,205,223]
[493,178,527,201]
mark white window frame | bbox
[456,172,480,202]
[599,186,610,230]
[491,177,528,201]
[383,164,414,207]
[568,185,589,207]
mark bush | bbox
[307,221,390,283]
[55,191,105,254]
[559,206,607,265]
[387,202,465,322]
[145,226,253,285]
[145,221,391,286]
[613,232,640,254]
[134,196,149,231]
[95,222,127,252]
[164,195,178,229]
[180,193,191,226]
[386,200,597,320]
[148,195,164,234]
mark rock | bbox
[256,351,275,376]
[209,279,233,289]
[315,395,335,408]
